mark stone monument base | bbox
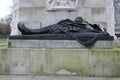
[9,40,113,49]
[9,34,113,49]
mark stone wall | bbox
[0,48,120,77]
[11,0,115,37]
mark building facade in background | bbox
[11,0,116,37]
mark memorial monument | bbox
[11,17,112,48]
[10,0,115,49]
[1,0,120,80]
[11,0,115,38]
[9,17,113,49]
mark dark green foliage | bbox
[0,22,11,38]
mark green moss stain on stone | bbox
[45,49,88,76]
[30,49,46,74]
[90,49,106,55]
[90,49,120,61]
[0,48,119,76]
[8,41,12,48]
[89,49,120,77]
[45,49,52,64]
[113,50,120,63]
[3,65,10,74]
[90,49,114,63]
[36,65,44,74]
[113,44,120,49]
[0,49,10,74]
[1,49,8,61]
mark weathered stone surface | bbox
[20,0,46,7]
[33,76,83,80]
[0,75,120,80]
[106,0,115,36]
[89,50,112,76]
[85,0,107,7]
[9,75,32,80]
[77,8,92,22]
[83,77,106,80]
[44,49,89,76]
[9,40,113,49]
[0,48,119,76]
[114,0,120,34]
[30,49,46,74]
[89,49,120,77]
[0,49,10,74]
[9,49,30,74]
[91,8,106,23]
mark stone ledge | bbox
[9,40,113,49]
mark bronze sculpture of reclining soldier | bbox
[17,17,112,48]
[18,17,105,35]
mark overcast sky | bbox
[0,0,13,19]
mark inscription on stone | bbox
[46,0,78,10]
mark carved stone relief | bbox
[46,0,78,10]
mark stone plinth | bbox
[0,48,119,77]
[9,33,114,49]
[9,40,113,49]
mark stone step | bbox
[0,75,120,80]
